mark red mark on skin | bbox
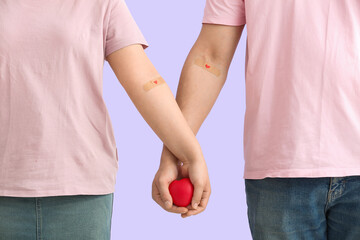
[205,64,211,69]
[153,80,158,84]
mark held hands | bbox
[152,146,211,218]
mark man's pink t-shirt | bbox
[0,0,148,197]
[203,0,360,179]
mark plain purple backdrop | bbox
[102,0,251,239]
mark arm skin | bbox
[106,44,210,214]
[152,23,245,218]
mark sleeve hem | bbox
[105,40,149,59]
[202,16,246,26]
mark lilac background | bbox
[102,0,251,239]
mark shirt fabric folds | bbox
[0,0,148,197]
[203,0,360,179]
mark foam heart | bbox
[169,178,194,207]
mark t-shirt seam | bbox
[245,167,360,173]
[203,16,246,26]
[103,0,114,59]
[105,40,148,58]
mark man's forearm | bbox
[161,24,245,163]
[175,52,229,134]
[161,48,228,164]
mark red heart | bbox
[154,80,158,84]
[169,178,194,207]
[205,64,211,68]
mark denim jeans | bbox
[245,176,360,240]
[0,193,114,240]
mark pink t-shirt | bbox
[203,0,360,179]
[0,0,148,197]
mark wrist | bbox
[160,145,180,166]
[180,142,205,165]
[161,141,205,165]
[182,153,205,165]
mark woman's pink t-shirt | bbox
[203,0,360,179]
[0,0,148,197]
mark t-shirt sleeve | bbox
[104,0,148,59]
[202,0,246,26]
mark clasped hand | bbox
[152,146,211,218]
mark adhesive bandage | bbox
[194,57,221,77]
[143,77,165,92]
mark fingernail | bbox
[165,201,171,208]
[193,203,198,209]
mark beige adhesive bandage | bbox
[194,57,221,77]
[143,77,165,92]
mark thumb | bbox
[158,178,173,209]
[191,181,204,210]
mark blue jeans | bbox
[0,193,114,240]
[245,176,360,240]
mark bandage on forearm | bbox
[143,77,166,92]
[194,57,221,77]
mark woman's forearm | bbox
[106,44,203,163]
[127,74,204,163]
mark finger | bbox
[156,177,173,210]
[152,180,188,214]
[181,202,207,218]
[181,194,207,217]
[199,184,211,209]
[181,206,205,218]
[168,205,189,214]
[181,185,211,218]
[191,181,204,210]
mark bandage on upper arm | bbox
[143,77,166,92]
[194,57,221,77]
